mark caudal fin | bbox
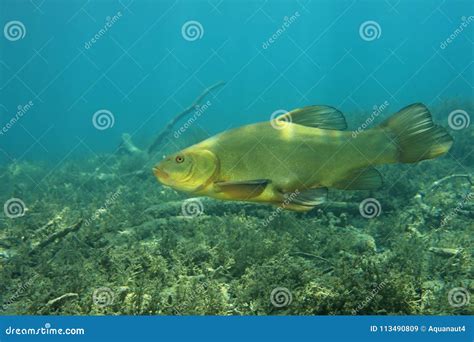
[379,103,453,163]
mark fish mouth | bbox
[153,166,168,180]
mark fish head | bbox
[153,148,219,193]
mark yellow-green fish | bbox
[154,103,453,211]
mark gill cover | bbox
[181,149,219,192]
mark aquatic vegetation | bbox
[0,100,472,316]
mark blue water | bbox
[1,0,473,318]
[0,0,472,163]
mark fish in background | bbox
[153,103,453,211]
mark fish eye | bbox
[175,155,185,163]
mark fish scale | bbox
[154,104,453,211]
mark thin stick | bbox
[148,81,225,154]
[427,174,472,192]
[29,220,83,255]
[290,251,334,265]
[46,293,79,308]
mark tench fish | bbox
[153,103,453,211]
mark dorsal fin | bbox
[277,105,347,130]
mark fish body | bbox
[154,104,453,211]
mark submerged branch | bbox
[414,173,473,211]
[427,174,472,192]
[46,293,79,308]
[147,81,225,155]
[29,220,84,255]
[118,133,146,157]
[290,251,334,265]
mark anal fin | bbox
[280,187,328,209]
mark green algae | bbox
[0,101,472,316]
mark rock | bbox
[428,247,462,257]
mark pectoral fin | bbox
[333,167,383,190]
[214,179,270,199]
[277,106,347,130]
